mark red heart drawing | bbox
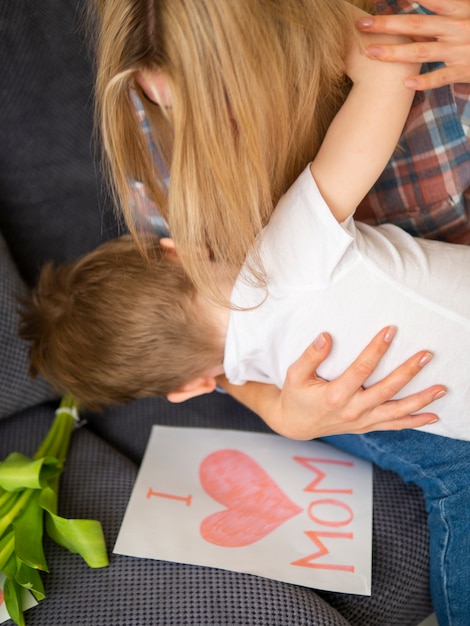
[199,449,302,547]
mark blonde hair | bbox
[18,236,221,410]
[91,0,371,300]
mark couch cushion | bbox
[0,234,56,419]
[0,0,119,287]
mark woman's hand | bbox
[356,0,470,90]
[218,326,445,440]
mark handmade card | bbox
[114,426,373,595]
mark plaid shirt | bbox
[357,0,470,244]
[136,0,470,243]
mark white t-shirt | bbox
[224,166,470,441]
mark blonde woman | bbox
[90,1,470,623]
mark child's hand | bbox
[218,327,445,441]
[356,0,470,90]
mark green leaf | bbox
[0,490,18,519]
[44,510,109,569]
[38,481,59,517]
[14,491,48,572]
[0,490,35,540]
[0,530,15,572]
[0,453,61,492]
[3,553,25,626]
[15,559,46,601]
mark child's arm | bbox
[310,21,420,223]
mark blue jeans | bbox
[324,430,470,626]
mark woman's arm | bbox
[218,326,444,440]
[356,0,470,90]
[310,20,420,222]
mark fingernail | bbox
[384,326,397,343]
[427,417,439,424]
[314,333,327,350]
[433,389,447,400]
[366,45,384,58]
[356,17,374,28]
[404,78,419,89]
[419,352,433,367]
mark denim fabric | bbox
[324,430,470,626]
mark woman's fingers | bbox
[355,383,444,431]
[288,325,441,416]
[357,349,436,405]
[319,326,398,407]
[330,344,446,427]
[358,14,467,39]
[221,327,443,440]
[357,0,470,38]
[284,332,333,386]
[356,0,470,88]
[403,62,470,90]
[357,409,439,433]
[365,39,467,64]
[363,39,470,89]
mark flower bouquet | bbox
[0,396,108,625]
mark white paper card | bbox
[0,573,38,624]
[114,426,373,595]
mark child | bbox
[20,175,470,442]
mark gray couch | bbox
[0,1,433,624]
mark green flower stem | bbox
[42,412,72,463]
[33,400,76,462]
[0,530,15,572]
[32,415,63,461]
[36,399,77,516]
[0,489,34,539]
[0,490,17,517]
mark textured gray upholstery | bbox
[0,0,433,624]
[0,0,119,287]
[0,235,56,418]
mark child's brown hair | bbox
[18,236,222,410]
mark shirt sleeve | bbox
[255,165,354,289]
